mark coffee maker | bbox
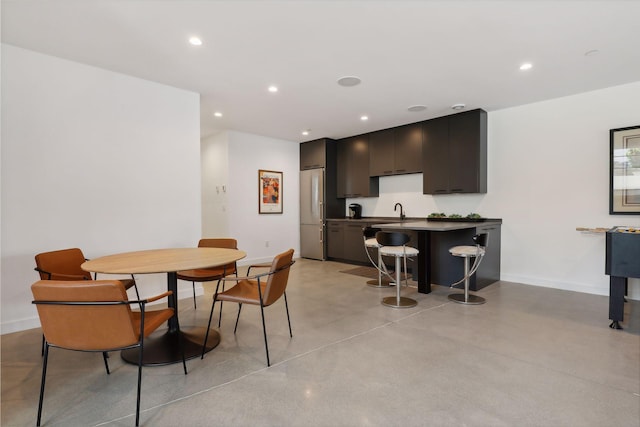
[348,203,362,219]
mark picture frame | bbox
[259,169,283,214]
[610,125,640,214]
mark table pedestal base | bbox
[121,326,220,366]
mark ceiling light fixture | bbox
[407,105,427,112]
[268,85,278,93]
[360,115,369,121]
[451,103,465,111]
[214,112,223,118]
[188,36,203,46]
[302,130,310,136]
[519,62,533,70]
[337,76,362,87]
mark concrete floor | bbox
[2,258,639,426]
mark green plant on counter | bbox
[448,214,463,218]
[428,212,447,218]
[466,213,483,219]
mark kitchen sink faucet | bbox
[394,203,405,220]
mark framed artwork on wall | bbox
[610,125,640,214]
[259,169,283,214]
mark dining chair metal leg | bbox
[259,303,270,367]
[284,292,292,337]
[37,342,50,426]
[103,352,110,374]
[201,298,218,359]
[234,304,243,333]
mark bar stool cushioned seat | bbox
[448,233,488,305]
[376,231,419,308]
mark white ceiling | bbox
[3,1,640,143]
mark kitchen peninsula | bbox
[373,219,501,293]
[328,217,501,294]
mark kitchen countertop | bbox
[371,219,502,231]
[327,217,426,222]
[328,217,502,229]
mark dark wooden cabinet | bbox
[327,220,370,264]
[422,109,487,194]
[369,123,422,176]
[337,135,379,198]
[300,139,327,170]
[327,222,344,259]
[344,223,369,264]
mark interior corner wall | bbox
[224,131,300,264]
[201,131,230,237]
[1,45,202,334]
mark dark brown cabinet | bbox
[344,223,369,264]
[337,135,379,198]
[369,123,422,176]
[300,139,327,170]
[327,222,344,259]
[422,109,487,194]
[327,220,369,264]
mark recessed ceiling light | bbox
[337,76,362,87]
[451,103,465,111]
[302,130,310,136]
[360,115,369,121]
[519,62,533,70]
[189,36,203,46]
[407,105,427,112]
[268,85,278,93]
[214,112,223,118]
[585,49,600,57]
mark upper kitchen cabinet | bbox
[337,135,379,198]
[422,109,487,194]
[369,123,422,176]
[300,138,330,170]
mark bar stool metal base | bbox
[367,277,394,287]
[382,296,417,308]
[448,293,485,305]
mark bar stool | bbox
[363,226,393,287]
[376,231,418,308]
[448,233,488,305]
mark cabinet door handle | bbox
[320,228,324,243]
[395,169,406,173]
[434,189,448,193]
[451,189,464,192]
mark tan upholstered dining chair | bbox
[202,248,295,367]
[34,247,140,355]
[31,279,187,426]
[35,248,139,297]
[176,238,238,309]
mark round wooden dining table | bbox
[82,247,246,366]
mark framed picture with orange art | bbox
[258,169,283,214]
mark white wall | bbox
[201,130,300,264]
[349,81,640,298]
[1,45,202,333]
[201,132,230,237]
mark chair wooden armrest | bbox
[141,290,173,304]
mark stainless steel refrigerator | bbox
[300,168,325,260]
